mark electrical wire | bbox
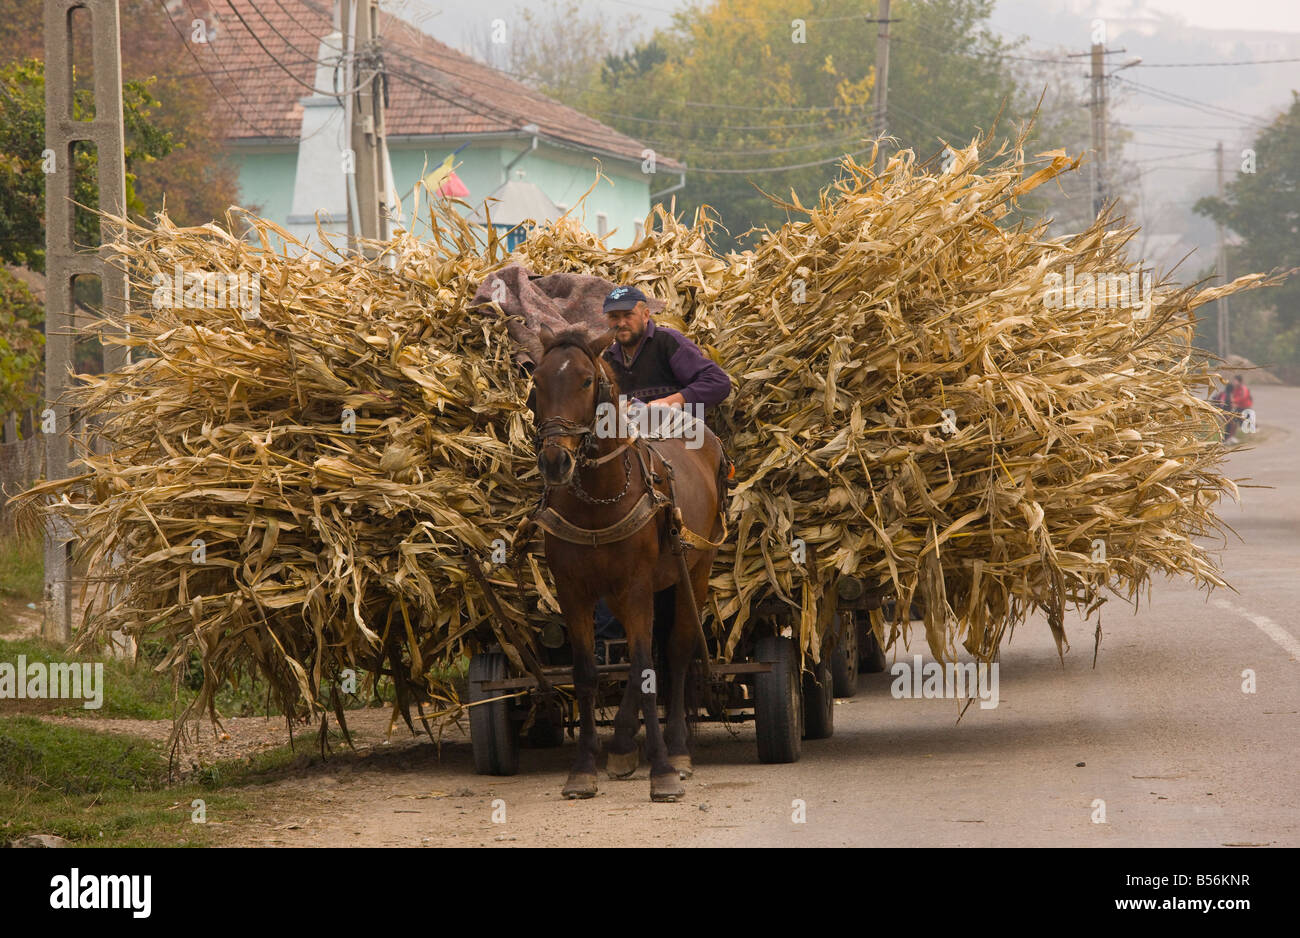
[1134,56,1300,68]
[602,0,879,24]
[631,128,880,158]
[1113,76,1275,127]
[156,0,280,137]
[685,145,876,174]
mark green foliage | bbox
[0,716,269,846]
[1195,92,1300,370]
[0,58,177,274]
[0,716,163,794]
[520,0,1028,249]
[0,530,43,603]
[0,268,44,414]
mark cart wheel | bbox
[525,697,566,748]
[830,612,859,698]
[754,635,802,764]
[858,615,888,673]
[802,655,834,740]
[469,652,520,775]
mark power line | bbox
[1128,138,1231,149]
[904,20,1073,64]
[580,104,875,132]
[1134,56,1300,68]
[1116,121,1261,130]
[383,64,544,134]
[687,146,876,174]
[1131,148,1217,165]
[216,0,381,99]
[891,34,1071,66]
[248,0,337,79]
[1113,76,1275,127]
[634,128,879,158]
[602,0,878,24]
[156,0,280,137]
[886,100,979,144]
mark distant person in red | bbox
[1216,375,1254,444]
[1229,374,1254,443]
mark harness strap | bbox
[676,513,728,550]
[533,490,662,546]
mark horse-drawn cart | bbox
[465,575,892,776]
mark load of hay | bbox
[14,135,1270,736]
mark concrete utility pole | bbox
[1216,140,1232,359]
[342,0,389,253]
[872,0,891,174]
[43,0,129,642]
[1089,41,1107,217]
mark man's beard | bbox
[617,324,645,347]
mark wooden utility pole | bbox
[43,0,129,642]
[872,0,891,173]
[343,0,388,252]
[1215,140,1231,358]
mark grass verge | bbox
[0,715,334,846]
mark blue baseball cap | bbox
[603,285,649,313]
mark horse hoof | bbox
[668,754,694,779]
[605,747,640,779]
[650,772,685,803]
[562,772,598,799]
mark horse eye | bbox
[582,377,593,388]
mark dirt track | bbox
[188,385,1297,848]
[24,387,1297,847]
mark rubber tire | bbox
[754,634,803,764]
[469,652,520,775]
[802,655,834,740]
[830,612,859,698]
[858,616,888,673]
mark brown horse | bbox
[531,326,728,802]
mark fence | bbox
[1,409,42,533]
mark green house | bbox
[204,0,684,252]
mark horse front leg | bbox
[612,587,684,803]
[557,583,600,799]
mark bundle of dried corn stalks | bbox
[16,136,1268,735]
[698,138,1267,664]
[19,209,547,738]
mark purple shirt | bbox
[603,319,732,408]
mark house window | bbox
[596,212,608,237]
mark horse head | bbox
[532,326,617,486]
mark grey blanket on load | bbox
[470,264,665,369]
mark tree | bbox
[0,0,241,248]
[0,58,177,273]
[468,0,641,103]
[0,268,44,415]
[521,0,1030,249]
[1195,93,1300,373]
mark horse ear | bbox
[588,329,615,360]
[539,325,556,351]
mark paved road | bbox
[231,386,1298,848]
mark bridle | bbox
[534,346,632,504]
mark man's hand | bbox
[649,393,686,408]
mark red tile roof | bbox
[186,0,682,171]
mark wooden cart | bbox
[465,576,893,775]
